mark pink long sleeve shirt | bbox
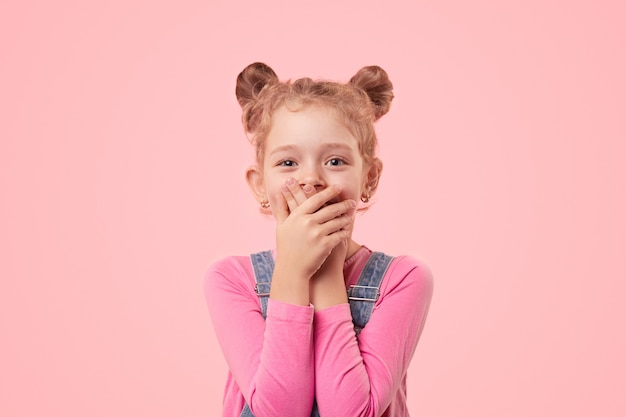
[203,246,433,417]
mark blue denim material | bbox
[347,252,394,334]
[240,250,393,417]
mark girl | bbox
[204,62,433,417]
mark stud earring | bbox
[360,193,370,203]
[260,200,270,209]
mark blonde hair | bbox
[235,62,394,167]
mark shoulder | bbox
[379,254,434,301]
[388,255,433,284]
[203,255,255,295]
[204,254,253,277]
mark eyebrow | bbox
[269,143,354,156]
[268,145,298,156]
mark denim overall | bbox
[240,250,394,417]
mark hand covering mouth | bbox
[317,198,340,212]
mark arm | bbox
[313,257,434,417]
[204,258,315,417]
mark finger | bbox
[319,212,354,236]
[325,228,353,249]
[281,183,299,213]
[300,185,343,214]
[273,192,290,223]
[314,199,357,223]
[302,184,317,199]
[285,177,309,206]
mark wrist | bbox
[309,271,348,311]
[269,262,310,306]
[274,256,314,281]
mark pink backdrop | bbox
[2,1,624,416]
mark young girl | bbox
[204,62,434,417]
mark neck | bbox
[347,239,362,259]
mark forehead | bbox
[265,105,358,151]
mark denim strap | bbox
[250,250,274,319]
[348,252,394,334]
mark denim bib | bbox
[240,250,393,417]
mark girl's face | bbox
[248,104,377,217]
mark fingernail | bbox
[333,184,341,192]
[286,178,295,186]
[349,200,357,208]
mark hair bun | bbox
[349,66,394,120]
[235,62,279,109]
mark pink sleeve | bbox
[203,257,315,417]
[313,256,434,417]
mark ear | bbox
[246,165,271,214]
[363,158,383,197]
[246,165,266,201]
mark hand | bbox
[273,178,356,280]
[283,182,352,278]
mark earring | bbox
[260,200,270,209]
[360,193,370,203]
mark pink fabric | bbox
[203,246,433,417]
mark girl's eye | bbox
[326,158,346,166]
[277,160,296,167]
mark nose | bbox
[298,163,326,190]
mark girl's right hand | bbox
[273,179,356,280]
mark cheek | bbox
[335,173,364,198]
[268,192,282,209]
[263,181,285,207]
[328,184,360,205]
[260,170,282,197]
[340,190,360,203]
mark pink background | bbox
[1,1,624,416]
